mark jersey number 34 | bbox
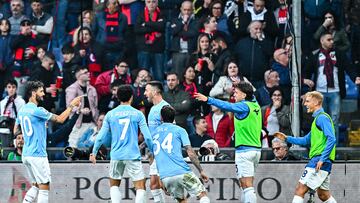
[153,133,173,155]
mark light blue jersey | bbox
[92,105,153,160]
[148,100,170,134]
[17,102,53,157]
[152,123,191,179]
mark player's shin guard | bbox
[151,189,165,203]
[199,196,210,203]
[23,186,39,203]
[135,189,146,203]
[110,186,122,203]
[323,196,337,203]
[243,187,256,203]
[37,190,49,203]
[292,195,304,203]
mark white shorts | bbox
[162,172,206,200]
[299,167,330,190]
[22,156,51,184]
[109,160,145,181]
[235,150,261,178]
[149,160,159,176]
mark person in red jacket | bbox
[205,104,234,147]
[94,57,132,99]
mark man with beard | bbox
[211,35,232,83]
[144,81,169,203]
[14,81,82,203]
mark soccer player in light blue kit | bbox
[144,81,169,203]
[90,84,154,203]
[15,81,82,203]
[153,105,210,203]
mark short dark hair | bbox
[110,79,124,89]
[25,81,44,100]
[320,31,333,40]
[117,84,133,102]
[193,115,205,126]
[234,81,254,101]
[166,72,178,79]
[74,66,88,74]
[161,105,175,123]
[6,79,18,87]
[62,44,74,54]
[146,81,163,94]
[44,52,55,61]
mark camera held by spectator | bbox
[63,145,107,160]
[198,139,231,161]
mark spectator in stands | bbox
[61,44,79,90]
[199,16,217,41]
[272,48,291,104]
[29,0,53,45]
[271,138,299,161]
[0,79,25,147]
[66,66,99,147]
[190,33,216,100]
[131,68,152,115]
[239,0,278,40]
[224,0,247,42]
[77,113,110,148]
[197,139,231,161]
[32,44,46,69]
[193,0,211,19]
[170,0,199,76]
[304,32,360,144]
[344,0,360,64]
[189,115,212,147]
[163,72,192,131]
[210,60,253,101]
[7,130,23,161]
[98,79,121,113]
[256,69,280,107]
[135,0,165,81]
[179,65,201,134]
[8,0,27,35]
[11,19,38,97]
[71,10,94,46]
[314,10,351,53]
[74,27,104,86]
[205,104,234,147]
[273,0,291,48]
[95,58,132,99]
[0,18,13,98]
[211,35,232,83]
[261,87,291,145]
[92,0,128,69]
[209,0,231,40]
[234,20,273,88]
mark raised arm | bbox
[50,96,82,124]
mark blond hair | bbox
[305,91,323,105]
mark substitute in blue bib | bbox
[153,105,210,203]
[274,91,337,203]
[90,84,153,203]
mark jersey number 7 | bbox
[118,118,130,140]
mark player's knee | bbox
[294,183,307,197]
[317,191,331,202]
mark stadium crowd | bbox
[0,0,360,160]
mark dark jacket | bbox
[163,87,192,130]
[92,10,128,52]
[261,104,291,135]
[135,9,165,53]
[213,48,233,83]
[304,49,359,98]
[234,36,273,82]
[170,15,199,53]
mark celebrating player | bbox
[90,84,153,203]
[16,81,82,203]
[153,105,210,203]
[274,91,337,203]
[194,81,261,203]
[144,81,170,203]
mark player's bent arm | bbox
[185,145,204,173]
[13,124,20,135]
[50,105,75,124]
